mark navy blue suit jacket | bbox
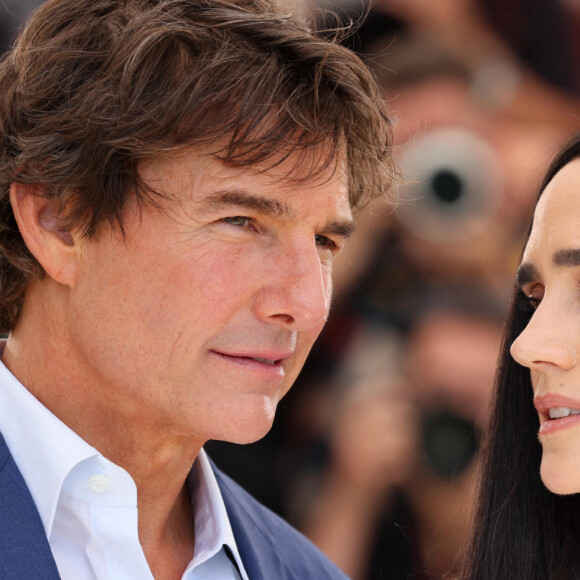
[0,433,348,579]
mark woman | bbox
[462,135,580,579]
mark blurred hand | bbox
[329,377,420,495]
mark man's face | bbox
[67,148,353,444]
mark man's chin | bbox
[211,398,279,445]
[213,423,274,446]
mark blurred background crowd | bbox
[4,0,580,578]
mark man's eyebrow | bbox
[515,262,539,288]
[202,189,356,238]
[323,220,356,239]
[202,190,294,219]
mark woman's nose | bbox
[510,297,577,372]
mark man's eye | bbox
[315,234,338,251]
[222,216,251,228]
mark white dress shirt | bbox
[0,356,249,580]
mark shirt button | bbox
[88,474,110,493]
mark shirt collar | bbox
[0,356,99,536]
[189,449,248,579]
[0,353,248,578]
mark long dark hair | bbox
[461,134,580,580]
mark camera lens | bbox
[432,169,463,204]
[421,409,478,477]
[396,127,503,243]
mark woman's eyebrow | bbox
[553,248,580,267]
[515,262,539,288]
[515,248,580,288]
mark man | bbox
[0,0,394,578]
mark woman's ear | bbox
[9,183,78,287]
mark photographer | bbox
[303,297,502,579]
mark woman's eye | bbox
[516,287,543,314]
[522,286,544,311]
[527,285,544,310]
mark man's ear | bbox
[9,183,78,287]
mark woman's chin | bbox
[540,457,580,495]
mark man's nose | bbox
[253,244,331,332]
[510,297,577,372]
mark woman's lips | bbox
[535,393,580,435]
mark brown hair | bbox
[0,0,395,330]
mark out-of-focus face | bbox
[66,148,353,445]
[511,158,580,494]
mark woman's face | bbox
[511,157,580,495]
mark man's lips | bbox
[534,393,580,435]
[209,349,293,377]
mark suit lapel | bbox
[213,461,349,580]
[215,467,289,579]
[0,432,60,579]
